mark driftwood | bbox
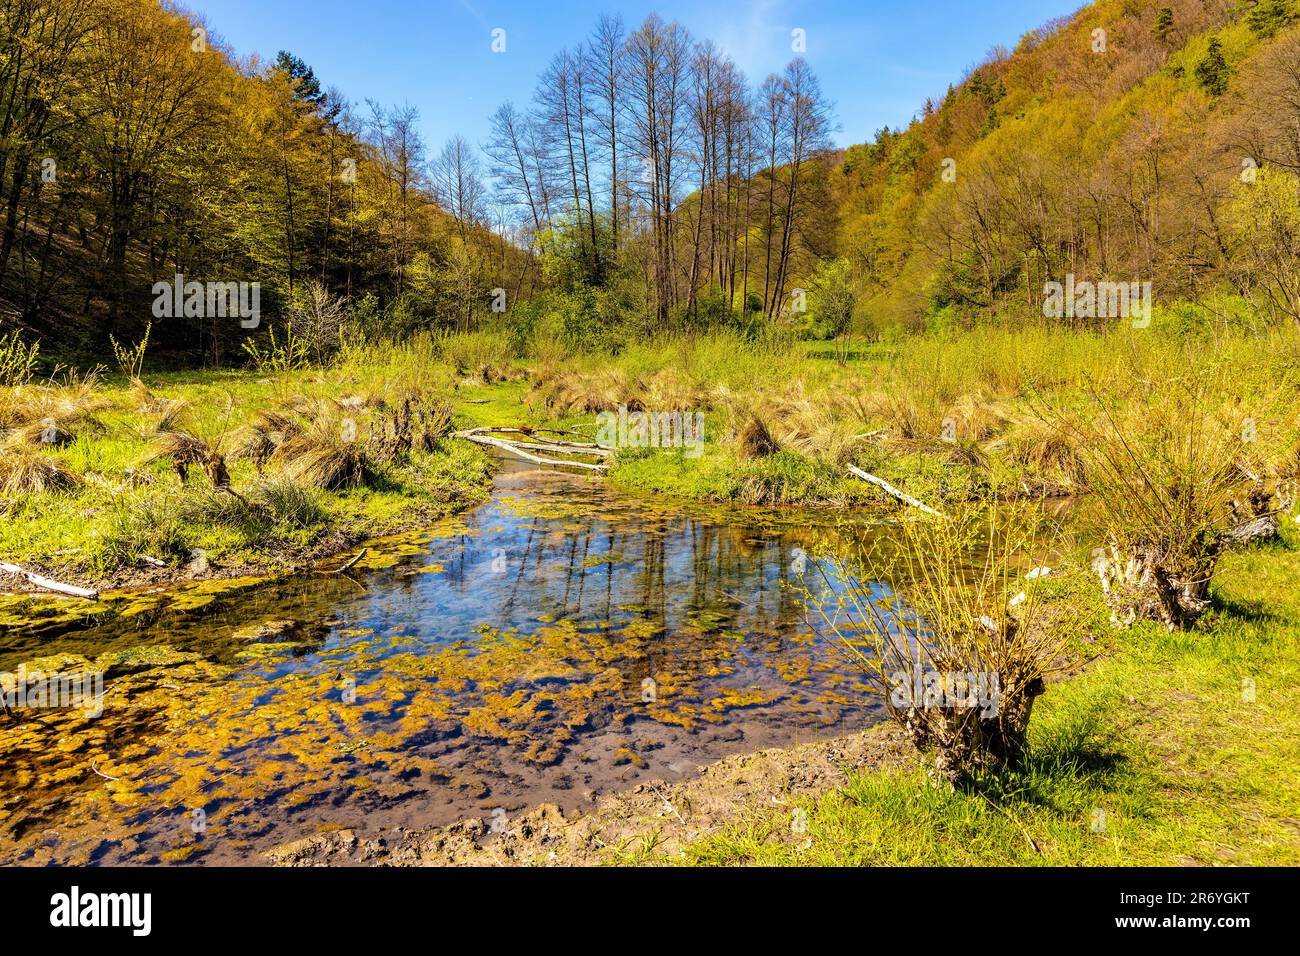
[1219,514,1279,548]
[0,562,99,601]
[462,426,605,449]
[846,465,946,518]
[453,428,609,472]
[330,548,368,575]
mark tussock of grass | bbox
[735,416,778,459]
[0,357,493,581]
[274,415,370,491]
[0,450,80,495]
[250,477,327,529]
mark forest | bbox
[4,0,1300,365]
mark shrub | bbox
[438,330,517,382]
[803,499,1078,783]
[0,328,40,386]
[1046,359,1297,629]
[242,321,310,372]
[110,321,150,382]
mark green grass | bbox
[609,447,871,506]
[0,363,495,582]
[678,525,1300,866]
[457,322,1299,510]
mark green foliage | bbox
[275,50,327,108]
[1152,7,1174,43]
[0,328,40,387]
[1247,0,1297,38]
[242,323,310,373]
[94,496,192,571]
[109,322,150,381]
[1194,35,1230,95]
[803,258,856,351]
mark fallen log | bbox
[457,426,608,451]
[331,548,368,575]
[453,430,609,472]
[846,465,946,518]
[0,562,100,601]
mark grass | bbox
[0,358,496,584]
[424,323,1297,518]
[4,321,1296,866]
[677,524,1300,866]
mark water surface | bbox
[0,460,883,865]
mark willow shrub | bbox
[803,499,1080,783]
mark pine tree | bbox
[1247,0,1297,39]
[1194,37,1230,96]
[1153,8,1174,44]
[275,51,326,109]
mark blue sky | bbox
[189,0,1081,151]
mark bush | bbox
[803,499,1079,783]
[1045,357,1297,629]
[252,478,327,529]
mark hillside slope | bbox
[828,0,1300,330]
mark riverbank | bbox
[266,526,1300,866]
[0,359,497,598]
[5,323,1295,599]
[4,326,1298,867]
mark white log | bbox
[0,562,100,601]
[453,432,609,472]
[458,427,608,452]
[846,465,946,518]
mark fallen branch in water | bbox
[329,548,368,575]
[0,562,99,601]
[453,429,609,472]
[846,465,946,518]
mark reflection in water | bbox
[0,460,884,865]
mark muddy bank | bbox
[266,723,912,866]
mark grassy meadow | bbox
[4,314,1299,868]
[0,338,497,586]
